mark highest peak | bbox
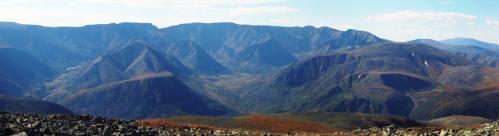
[82,22,158,30]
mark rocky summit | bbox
[0,112,246,136]
[1,112,498,136]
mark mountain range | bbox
[0,21,497,121]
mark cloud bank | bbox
[366,10,476,28]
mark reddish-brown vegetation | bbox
[475,81,499,91]
[136,118,221,130]
[137,115,342,134]
[475,68,499,91]
[474,75,499,91]
[234,115,340,133]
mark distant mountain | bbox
[409,39,499,68]
[241,43,498,120]
[166,41,229,75]
[0,47,55,96]
[441,38,499,52]
[0,95,72,115]
[408,39,446,46]
[59,73,233,119]
[411,39,498,57]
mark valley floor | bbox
[0,112,497,136]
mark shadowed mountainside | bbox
[0,47,55,97]
[0,95,72,115]
[59,74,233,119]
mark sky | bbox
[1,0,498,43]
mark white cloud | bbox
[356,11,492,43]
[0,0,298,27]
[74,0,287,9]
[366,10,476,28]
[228,6,298,16]
[486,18,499,28]
[161,0,287,5]
[0,0,43,6]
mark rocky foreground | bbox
[0,112,251,136]
[0,112,498,136]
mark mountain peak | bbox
[407,39,445,46]
[108,40,153,54]
[166,40,229,75]
[0,22,29,28]
[82,22,158,29]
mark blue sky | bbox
[1,0,498,43]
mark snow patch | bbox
[410,52,415,57]
[424,60,429,67]
[357,74,363,80]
